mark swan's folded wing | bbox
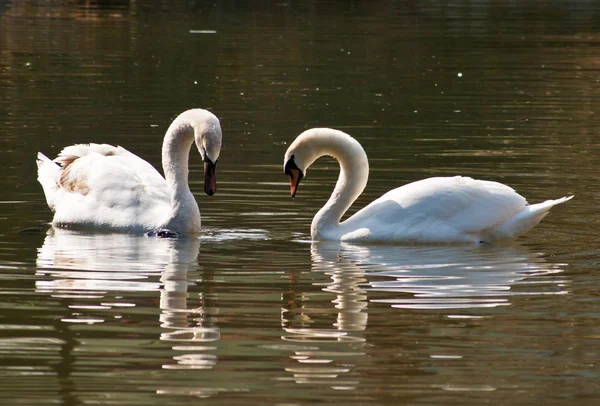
[435,177,527,233]
[348,176,527,235]
[55,144,166,189]
[50,151,170,231]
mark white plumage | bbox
[284,128,572,243]
[36,108,222,234]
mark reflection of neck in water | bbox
[281,243,369,335]
[159,239,220,371]
[311,243,369,332]
[279,242,369,389]
[312,242,568,311]
[159,242,220,343]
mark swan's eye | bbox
[284,156,300,176]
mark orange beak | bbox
[284,157,303,198]
[289,168,301,198]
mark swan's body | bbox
[284,128,572,243]
[37,108,222,234]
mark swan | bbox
[284,128,572,243]
[36,108,222,235]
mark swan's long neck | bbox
[161,117,201,231]
[163,121,195,200]
[310,131,369,239]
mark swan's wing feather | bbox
[50,149,169,229]
[54,143,129,168]
[36,152,61,211]
[59,152,168,204]
[55,143,166,189]
[348,176,527,239]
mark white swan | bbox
[36,108,222,235]
[284,128,572,243]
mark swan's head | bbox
[191,110,222,196]
[284,128,367,198]
[283,128,332,198]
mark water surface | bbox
[0,1,599,405]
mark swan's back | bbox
[343,176,569,243]
[380,176,525,230]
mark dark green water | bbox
[0,1,599,405]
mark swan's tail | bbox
[483,195,573,242]
[36,152,61,211]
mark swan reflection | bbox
[35,228,219,370]
[311,242,569,310]
[279,241,568,389]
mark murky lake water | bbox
[1,1,599,404]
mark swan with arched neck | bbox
[284,128,572,243]
[37,108,222,235]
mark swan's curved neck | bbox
[161,118,200,230]
[163,121,195,200]
[311,133,369,239]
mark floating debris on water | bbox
[189,30,217,34]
